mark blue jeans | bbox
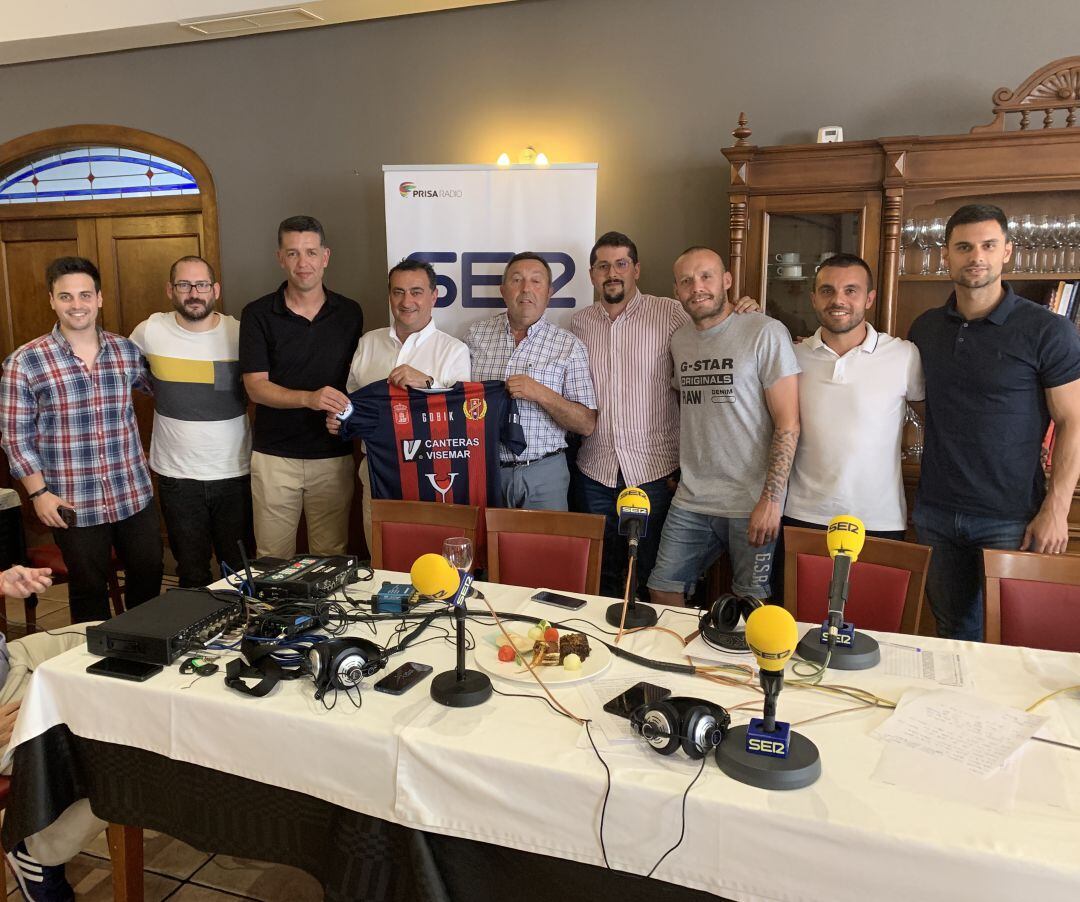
[913,502,1028,641]
[576,470,675,601]
[648,504,776,599]
[158,475,254,588]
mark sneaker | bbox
[6,840,74,902]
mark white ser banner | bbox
[383,164,598,340]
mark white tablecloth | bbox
[10,574,1080,902]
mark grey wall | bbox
[2,0,1078,326]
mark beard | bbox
[686,294,726,323]
[817,307,865,335]
[601,280,626,303]
[175,298,214,322]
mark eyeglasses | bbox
[590,259,634,275]
[172,281,214,294]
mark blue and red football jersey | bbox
[340,380,527,507]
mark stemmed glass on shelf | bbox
[914,221,933,275]
[1015,215,1038,273]
[929,218,948,275]
[1065,215,1080,272]
[899,219,918,276]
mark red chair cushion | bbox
[496,532,590,593]
[380,522,469,573]
[27,543,68,576]
[999,578,1080,652]
[794,553,911,632]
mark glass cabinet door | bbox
[763,211,861,337]
[740,190,880,340]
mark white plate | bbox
[474,629,612,685]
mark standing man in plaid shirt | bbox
[467,252,597,510]
[0,257,162,622]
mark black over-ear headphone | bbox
[308,637,387,700]
[630,697,731,759]
[699,594,763,650]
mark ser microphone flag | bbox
[745,605,798,732]
[825,515,865,643]
[616,486,651,549]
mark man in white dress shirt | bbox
[334,259,470,546]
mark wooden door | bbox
[0,218,97,352]
[95,213,205,336]
[95,213,206,450]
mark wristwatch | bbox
[27,487,48,500]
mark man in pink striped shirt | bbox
[570,232,689,600]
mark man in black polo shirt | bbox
[240,215,364,558]
[909,203,1080,640]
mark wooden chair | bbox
[983,549,1080,651]
[370,500,481,572]
[485,509,605,595]
[782,526,931,635]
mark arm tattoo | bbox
[761,428,799,503]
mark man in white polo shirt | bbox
[777,253,924,591]
[337,259,471,547]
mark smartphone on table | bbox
[602,681,671,719]
[531,590,587,611]
[86,657,162,682]
[374,662,434,695]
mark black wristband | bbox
[27,487,48,500]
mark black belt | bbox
[500,450,563,468]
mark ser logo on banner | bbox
[406,251,576,309]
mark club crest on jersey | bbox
[393,401,410,426]
[463,397,488,421]
[426,472,458,502]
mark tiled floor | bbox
[2,580,325,902]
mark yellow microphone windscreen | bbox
[826,515,866,562]
[410,553,460,599]
[616,486,651,516]
[745,605,798,673]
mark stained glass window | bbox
[0,147,199,204]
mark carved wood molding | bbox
[971,55,1080,133]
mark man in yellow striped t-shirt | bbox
[130,256,252,587]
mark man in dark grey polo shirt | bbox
[909,203,1080,641]
[239,216,364,558]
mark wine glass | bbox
[1034,215,1055,273]
[443,537,474,573]
[900,219,918,275]
[1065,214,1080,272]
[1047,216,1067,272]
[902,405,924,461]
[914,220,933,275]
[929,218,948,275]
[1006,215,1021,272]
[1016,214,1038,272]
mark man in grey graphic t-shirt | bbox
[648,247,800,604]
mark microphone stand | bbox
[430,570,492,707]
[795,553,880,670]
[605,533,657,630]
[716,667,821,790]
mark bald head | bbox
[673,247,732,327]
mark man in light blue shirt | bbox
[467,252,597,510]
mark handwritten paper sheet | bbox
[872,689,1046,777]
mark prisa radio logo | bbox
[398,181,463,199]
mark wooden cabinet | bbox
[723,56,1080,548]
[723,56,1080,338]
